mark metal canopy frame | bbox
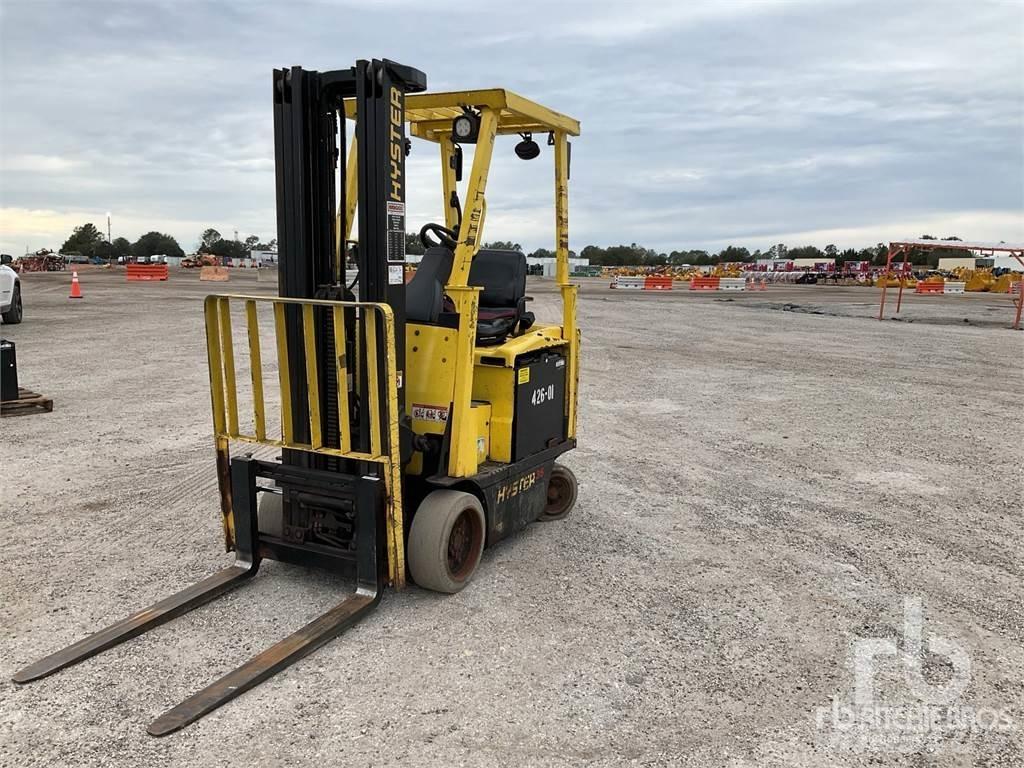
[877,240,1024,329]
[338,88,581,288]
[338,87,582,475]
[343,88,581,138]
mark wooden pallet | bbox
[1,387,54,417]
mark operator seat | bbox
[406,246,534,345]
[469,249,534,345]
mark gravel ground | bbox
[1,270,1022,767]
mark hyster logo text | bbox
[496,468,545,504]
[389,87,403,201]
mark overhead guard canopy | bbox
[343,88,581,140]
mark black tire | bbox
[2,283,22,324]
[540,464,578,522]
[408,490,486,594]
[257,491,283,538]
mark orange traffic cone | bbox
[69,271,83,299]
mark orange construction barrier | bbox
[199,266,230,282]
[69,271,83,299]
[915,281,944,294]
[689,276,720,291]
[643,276,673,290]
[126,263,169,281]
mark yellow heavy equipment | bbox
[13,58,582,736]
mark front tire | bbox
[257,491,283,538]
[408,490,486,594]
[2,284,22,324]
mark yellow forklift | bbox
[13,59,581,735]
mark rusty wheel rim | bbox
[447,509,482,581]
[546,475,571,516]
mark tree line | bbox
[61,223,185,260]
[197,229,275,260]
[566,237,966,268]
[409,234,967,268]
[61,221,967,269]
[59,223,276,261]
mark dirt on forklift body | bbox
[12,58,582,735]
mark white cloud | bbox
[0,0,1020,256]
[2,154,88,172]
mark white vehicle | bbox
[0,255,23,324]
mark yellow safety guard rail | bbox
[204,294,406,587]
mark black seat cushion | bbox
[476,307,520,342]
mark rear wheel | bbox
[408,490,486,594]
[540,464,577,522]
[2,284,22,324]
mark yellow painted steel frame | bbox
[342,89,581,476]
[204,294,407,588]
[553,131,579,438]
[439,133,459,232]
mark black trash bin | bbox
[1,339,18,402]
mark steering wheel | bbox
[419,222,458,250]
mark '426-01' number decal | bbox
[530,384,556,406]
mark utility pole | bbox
[106,212,112,263]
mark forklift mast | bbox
[273,59,426,455]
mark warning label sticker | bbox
[412,403,449,423]
[517,367,531,384]
[389,264,404,285]
[387,201,405,263]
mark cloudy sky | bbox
[1,0,1021,256]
